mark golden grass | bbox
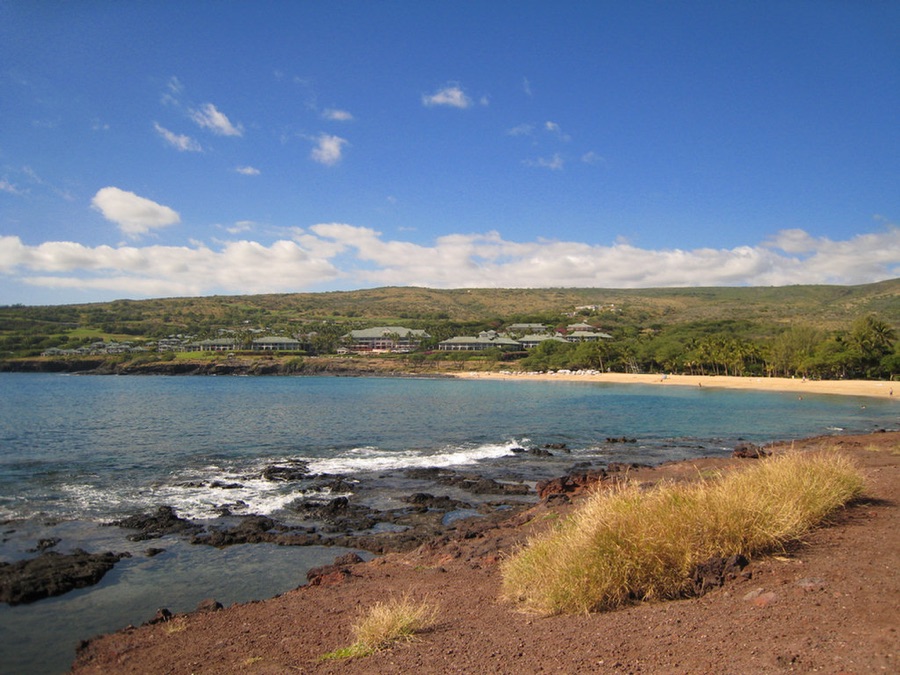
[320,594,439,660]
[864,442,900,456]
[501,450,864,615]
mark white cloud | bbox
[422,84,472,109]
[161,76,184,106]
[90,187,180,238]
[507,123,534,137]
[226,220,256,234]
[545,121,571,141]
[0,179,23,195]
[524,153,564,170]
[1,226,896,300]
[310,133,347,166]
[523,77,533,96]
[189,103,243,137]
[323,108,353,121]
[154,122,202,152]
[235,165,260,176]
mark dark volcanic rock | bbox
[404,468,530,495]
[27,537,61,553]
[402,493,470,510]
[606,461,651,472]
[289,497,379,532]
[527,447,554,457]
[0,549,130,605]
[195,598,223,613]
[191,515,279,547]
[732,442,770,459]
[689,554,750,596]
[110,506,202,541]
[261,460,310,482]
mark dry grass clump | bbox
[320,594,439,660]
[501,450,864,615]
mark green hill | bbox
[1,281,897,378]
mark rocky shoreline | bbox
[67,431,899,674]
[0,355,466,377]
[4,442,621,608]
[0,433,775,616]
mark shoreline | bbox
[455,370,897,399]
[2,358,896,400]
[70,430,900,674]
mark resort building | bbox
[565,330,614,343]
[518,334,569,349]
[251,336,303,351]
[342,327,431,352]
[506,323,548,335]
[437,334,522,352]
[191,338,239,352]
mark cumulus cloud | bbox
[310,133,347,166]
[0,236,342,297]
[235,165,260,176]
[90,187,180,238]
[422,84,472,109]
[322,108,353,121]
[153,122,202,152]
[2,226,895,301]
[189,103,243,136]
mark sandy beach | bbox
[456,370,897,399]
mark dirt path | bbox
[71,432,899,674]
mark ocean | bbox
[0,372,896,673]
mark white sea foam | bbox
[305,439,522,475]
[57,471,352,521]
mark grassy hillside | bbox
[0,280,897,360]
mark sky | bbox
[1,1,898,306]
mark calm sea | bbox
[0,373,896,672]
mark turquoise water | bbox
[0,373,896,672]
[1,373,893,524]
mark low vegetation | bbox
[501,450,865,615]
[320,595,439,660]
[1,281,897,379]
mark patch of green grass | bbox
[320,595,438,661]
[501,450,864,615]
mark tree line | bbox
[517,315,897,380]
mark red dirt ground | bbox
[71,432,899,674]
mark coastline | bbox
[70,430,900,674]
[455,370,897,399]
[2,357,896,400]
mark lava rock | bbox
[110,505,202,541]
[690,554,749,596]
[0,549,130,605]
[261,460,310,482]
[732,443,770,459]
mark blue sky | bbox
[1,1,898,305]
